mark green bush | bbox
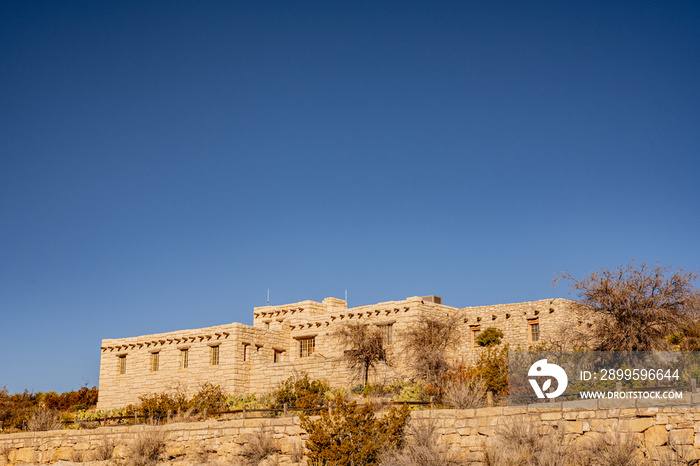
[300,396,410,465]
[272,374,330,409]
[476,327,504,347]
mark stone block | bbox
[644,425,668,447]
[669,429,694,445]
[620,418,653,433]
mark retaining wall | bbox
[3,397,700,465]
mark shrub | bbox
[441,374,487,409]
[300,396,410,465]
[44,386,99,412]
[474,345,508,396]
[26,408,62,431]
[484,422,642,466]
[137,392,187,419]
[190,382,225,411]
[272,374,330,409]
[0,387,38,431]
[475,327,503,347]
[93,439,115,461]
[127,429,167,466]
[381,419,465,466]
[239,427,281,466]
[391,382,430,403]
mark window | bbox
[299,337,315,358]
[530,321,540,342]
[274,350,283,363]
[471,326,481,348]
[242,344,249,362]
[150,352,159,372]
[180,349,189,369]
[210,345,220,366]
[380,324,393,346]
[118,355,126,375]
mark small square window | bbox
[210,345,220,366]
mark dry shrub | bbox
[381,419,465,466]
[170,407,199,423]
[239,428,280,466]
[484,422,644,466]
[404,313,462,383]
[70,449,84,462]
[649,439,696,466]
[93,438,115,461]
[26,408,62,431]
[484,422,574,466]
[580,431,641,466]
[127,428,167,466]
[441,375,486,409]
[289,440,304,463]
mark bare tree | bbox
[335,322,386,386]
[404,313,462,383]
[555,261,699,351]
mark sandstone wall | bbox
[98,297,584,409]
[4,397,700,465]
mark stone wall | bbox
[98,296,584,409]
[4,397,700,465]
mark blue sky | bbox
[1,1,699,394]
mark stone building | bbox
[97,295,581,409]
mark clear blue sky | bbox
[1,1,698,394]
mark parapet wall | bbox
[3,397,700,465]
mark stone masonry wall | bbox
[3,397,700,465]
[98,296,584,410]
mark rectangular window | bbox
[380,324,393,346]
[118,355,126,375]
[210,345,220,366]
[299,337,315,358]
[180,349,189,369]
[530,322,540,342]
[471,326,481,348]
[150,352,159,372]
[274,350,284,363]
[242,344,249,362]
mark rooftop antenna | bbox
[267,288,270,306]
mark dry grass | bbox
[381,419,465,466]
[239,428,280,466]
[26,408,62,431]
[484,422,645,466]
[126,428,168,466]
[289,440,304,463]
[93,438,115,461]
[441,376,487,409]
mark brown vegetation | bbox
[404,312,462,383]
[239,427,281,466]
[300,396,410,465]
[335,322,386,387]
[555,260,699,351]
[381,419,466,465]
